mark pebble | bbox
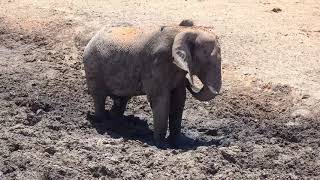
[285,121,300,127]
[219,146,241,163]
[302,94,310,99]
[36,109,44,115]
[290,108,312,118]
[272,8,282,13]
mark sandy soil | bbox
[0,0,319,179]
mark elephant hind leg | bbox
[110,96,130,117]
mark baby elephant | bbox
[83,20,222,147]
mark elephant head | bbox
[172,29,222,101]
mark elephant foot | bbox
[168,134,181,148]
[153,134,167,149]
[154,140,167,149]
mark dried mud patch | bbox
[0,18,319,180]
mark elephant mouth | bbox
[185,74,220,101]
[185,74,203,93]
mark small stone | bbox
[146,161,154,168]
[272,8,282,13]
[25,58,36,62]
[219,146,241,163]
[285,121,300,127]
[302,94,310,99]
[9,124,24,131]
[291,108,312,118]
[179,19,194,27]
[171,150,179,155]
[36,109,44,115]
[196,146,208,151]
[44,147,57,155]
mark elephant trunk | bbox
[186,70,221,102]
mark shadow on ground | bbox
[87,111,226,150]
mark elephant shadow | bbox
[86,111,228,150]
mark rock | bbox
[25,57,36,62]
[204,163,219,175]
[302,94,310,99]
[272,8,282,13]
[179,19,194,27]
[24,113,41,126]
[36,109,44,115]
[44,146,57,155]
[219,146,241,163]
[285,121,300,127]
[291,108,312,118]
[197,106,209,115]
[18,128,36,137]
[9,124,25,131]
[89,165,117,178]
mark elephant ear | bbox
[172,31,197,88]
[172,48,190,72]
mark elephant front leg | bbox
[148,93,170,148]
[169,85,186,147]
[93,95,106,121]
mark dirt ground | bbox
[0,0,320,179]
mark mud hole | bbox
[0,10,320,180]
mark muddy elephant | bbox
[83,20,222,147]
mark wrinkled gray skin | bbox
[83,20,222,147]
